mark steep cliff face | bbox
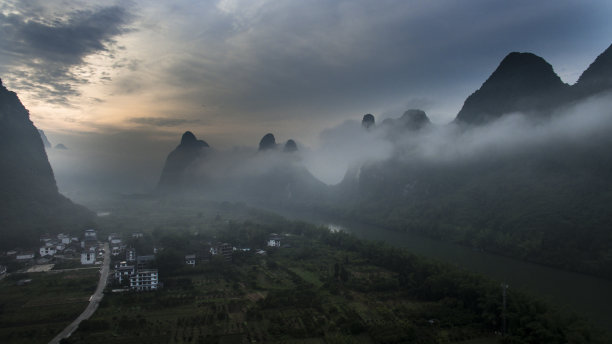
[0,79,57,196]
[158,131,210,189]
[455,52,569,124]
[0,79,92,249]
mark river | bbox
[271,207,612,332]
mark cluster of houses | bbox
[180,242,233,268]
[38,228,101,265]
[107,232,286,291]
[113,248,159,291]
[182,234,284,267]
[0,229,103,275]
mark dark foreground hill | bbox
[0,79,92,249]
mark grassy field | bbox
[0,269,98,343]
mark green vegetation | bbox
[0,269,98,343]
[61,209,606,344]
[321,141,612,280]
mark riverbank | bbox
[267,206,612,332]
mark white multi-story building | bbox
[114,261,135,284]
[81,246,96,265]
[130,269,159,291]
[126,248,136,262]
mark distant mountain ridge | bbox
[455,44,612,124]
[0,79,92,249]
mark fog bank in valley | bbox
[46,91,612,205]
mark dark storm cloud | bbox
[129,117,200,127]
[0,3,132,104]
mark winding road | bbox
[49,242,110,344]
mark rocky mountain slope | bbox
[0,79,92,249]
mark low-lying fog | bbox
[47,91,612,205]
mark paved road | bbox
[49,243,110,344]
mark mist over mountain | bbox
[150,43,612,277]
[319,45,612,278]
[157,131,327,204]
[258,133,277,151]
[283,139,298,153]
[0,79,92,249]
[361,114,375,129]
[38,129,51,148]
[158,131,210,190]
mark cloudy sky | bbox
[1,0,611,196]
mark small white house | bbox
[111,245,123,256]
[267,234,281,248]
[185,254,196,267]
[81,251,96,264]
[108,233,122,244]
[39,245,56,257]
[57,234,71,244]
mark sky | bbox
[1,0,612,197]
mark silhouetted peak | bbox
[259,133,276,151]
[180,131,209,148]
[487,52,563,89]
[575,43,612,95]
[362,114,375,129]
[181,131,196,145]
[54,143,68,150]
[158,131,209,189]
[455,52,567,124]
[284,139,298,153]
[400,109,431,129]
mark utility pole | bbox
[501,283,509,335]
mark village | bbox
[0,226,286,294]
